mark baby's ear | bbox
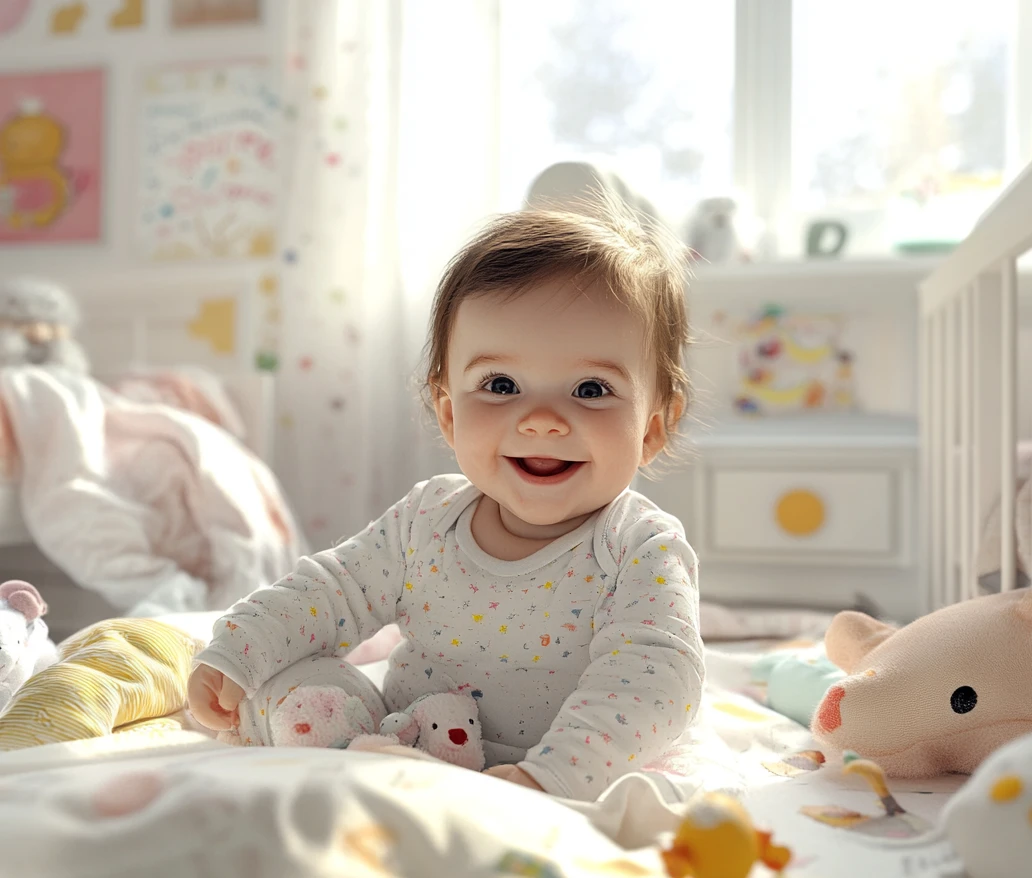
[824,610,896,673]
[432,384,455,449]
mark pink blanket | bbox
[0,367,305,616]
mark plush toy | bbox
[350,691,486,771]
[270,687,486,771]
[0,579,57,715]
[751,644,846,727]
[0,277,89,372]
[940,730,1032,878]
[812,588,1032,777]
[268,685,382,750]
[660,791,792,878]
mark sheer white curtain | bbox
[275,0,500,547]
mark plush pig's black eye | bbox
[950,686,977,714]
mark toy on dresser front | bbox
[186,193,705,802]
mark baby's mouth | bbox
[518,458,571,476]
[516,458,573,477]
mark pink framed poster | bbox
[0,67,104,245]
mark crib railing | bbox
[919,163,1032,613]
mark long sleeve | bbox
[193,481,429,698]
[518,513,704,801]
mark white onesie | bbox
[195,474,704,801]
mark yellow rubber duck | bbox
[661,792,792,878]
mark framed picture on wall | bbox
[170,0,261,28]
[0,67,105,245]
[135,60,279,262]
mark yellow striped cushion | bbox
[0,618,204,750]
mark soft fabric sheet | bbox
[0,367,305,617]
[0,610,971,877]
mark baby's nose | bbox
[448,727,468,746]
[518,407,570,437]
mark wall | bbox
[0,0,288,371]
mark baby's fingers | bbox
[218,678,245,711]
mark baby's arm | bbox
[193,482,428,701]
[518,515,704,801]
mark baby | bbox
[188,197,704,802]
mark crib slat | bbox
[959,285,974,600]
[971,275,985,601]
[919,312,932,614]
[929,309,945,610]
[1000,258,1018,593]
[944,300,959,604]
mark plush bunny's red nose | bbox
[448,727,468,745]
[817,686,845,732]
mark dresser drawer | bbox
[707,467,899,562]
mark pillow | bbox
[0,618,203,750]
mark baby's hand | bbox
[187,664,245,731]
[482,764,545,792]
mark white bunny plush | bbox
[351,691,486,771]
[0,580,58,715]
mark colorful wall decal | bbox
[136,61,279,262]
[0,0,32,35]
[0,68,104,244]
[110,0,144,29]
[171,0,259,28]
[50,2,85,34]
[187,297,236,355]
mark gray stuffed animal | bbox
[0,277,89,372]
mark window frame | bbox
[738,0,1032,256]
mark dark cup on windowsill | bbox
[805,220,849,258]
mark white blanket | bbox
[0,367,305,616]
[0,610,969,878]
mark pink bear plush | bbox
[268,686,485,772]
[349,691,486,771]
[0,580,57,714]
[812,588,1032,777]
[268,686,381,749]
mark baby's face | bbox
[435,276,666,533]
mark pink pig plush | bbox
[349,691,486,771]
[812,588,1032,778]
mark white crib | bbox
[919,162,1032,613]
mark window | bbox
[497,0,735,221]
[495,0,1028,261]
[791,0,1015,256]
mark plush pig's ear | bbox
[824,610,896,673]
[1015,587,1032,625]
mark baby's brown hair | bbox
[421,193,693,472]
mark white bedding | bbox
[0,611,968,878]
[0,367,304,618]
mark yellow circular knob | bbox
[775,489,825,536]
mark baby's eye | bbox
[483,375,518,395]
[574,379,611,399]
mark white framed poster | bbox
[136,60,279,262]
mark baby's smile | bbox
[507,456,585,484]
